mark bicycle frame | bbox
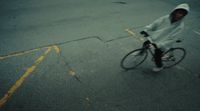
[143,43,156,57]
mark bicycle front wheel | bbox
[162,48,186,68]
[120,48,148,70]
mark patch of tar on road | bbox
[112,1,127,4]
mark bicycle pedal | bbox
[168,57,176,61]
[162,55,175,61]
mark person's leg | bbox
[153,48,164,71]
[154,48,163,67]
[139,40,150,55]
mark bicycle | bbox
[120,40,186,70]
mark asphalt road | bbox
[0,0,200,111]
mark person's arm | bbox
[141,16,166,42]
[157,23,184,48]
[144,16,165,32]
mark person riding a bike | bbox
[140,3,190,72]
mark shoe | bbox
[152,67,164,72]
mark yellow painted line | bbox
[0,45,60,60]
[69,69,76,76]
[0,45,54,61]
[125,28,136,36]
[125,28,144,42]
[0,47,52,108]
[68,69,82,83]
[193,30,200,36]
[53,45,61,54]
[0,48,41,61]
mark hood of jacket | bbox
[172,3,190,13]
[170,3,190,23]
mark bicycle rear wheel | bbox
[120,48,148,70]
[162,48,186,68]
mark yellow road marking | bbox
[125,28,144,42]
[35,56,45,64]
[0,47,52,108]
[53,45,61,54]
[0,48,41,61]
[69,69,76,76]
[0,45,62,61]
[68,69,82,83]
[193,30,200,36]
[125,28,136,36]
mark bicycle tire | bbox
[162,48,186,68]
[120,48,148,70]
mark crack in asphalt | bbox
[1,35,195,78]
[112,1,127,4]
[0,35,130,57]
[1,34,196,80]
[0,35,132,86]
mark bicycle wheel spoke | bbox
[124,54,142,67]
[121,49,147,70]
[162,48,186,68]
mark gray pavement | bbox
[0,0,200,111]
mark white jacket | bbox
[144,3,190,51]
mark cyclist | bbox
[140,3,190,72]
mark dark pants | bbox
[154,48,163,68]
[143,41,163,68]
